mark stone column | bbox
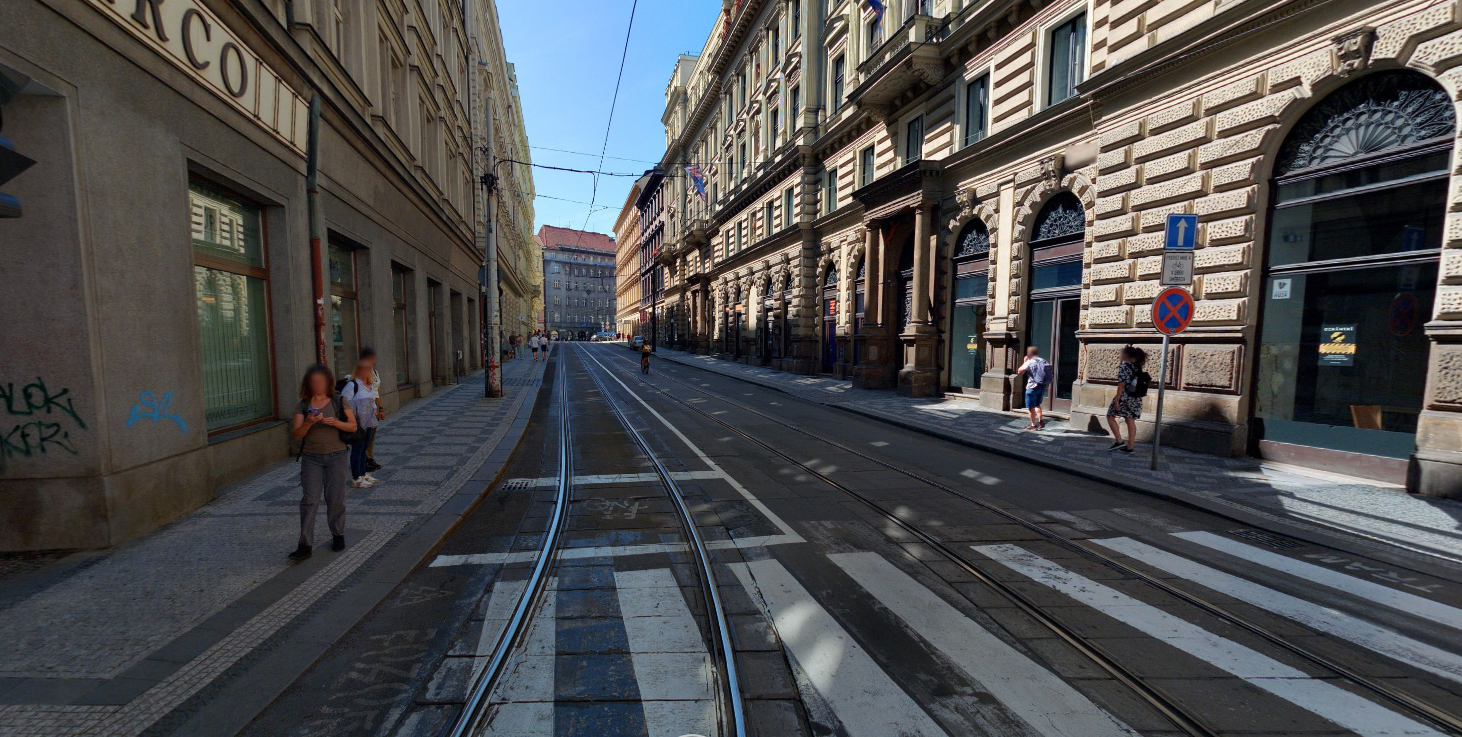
[855,222,895,390]
[899,204,941,397]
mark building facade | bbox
[637,169,670,347]
[614,181,645,337]
[651,0,1462,495]
[538,225,617,340]
[0,0,532,550]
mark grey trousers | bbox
[299,450,349,547]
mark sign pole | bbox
[1150,332,1170,471]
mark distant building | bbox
[537,226,617,340]
[613,182,644,338]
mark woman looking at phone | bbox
[289,365,357,560]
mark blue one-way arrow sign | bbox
[1165,213,1198,251]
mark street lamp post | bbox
[478,156,515,399]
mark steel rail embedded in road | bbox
[592,345,1462,737]
[578,345,749,737]
[445,357,573,737]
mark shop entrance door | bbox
[1028,297,1080,413]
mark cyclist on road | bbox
[640,342,652,374]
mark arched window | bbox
[1256,71,1453,469]
[1031,191,1086,246]
[824,264,838,287]
[955,219,990,258]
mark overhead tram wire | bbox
[573,0,640,249]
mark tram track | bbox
[591,344,1462,737]
[444,349,748,737]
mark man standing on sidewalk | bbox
[1016,346,1052,431]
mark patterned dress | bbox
[1108,362,1144,419]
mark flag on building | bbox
[868,0,885,20]
[685,164,707,202]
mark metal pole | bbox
[305,94,328,368]
[1150,333,1170,471]
[485,179,502,398]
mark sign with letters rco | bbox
[85,0,310,156]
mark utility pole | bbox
[481,164,503,399]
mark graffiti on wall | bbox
[1,377,87,466]
[127,391,189,433]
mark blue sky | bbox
[498,0,723,237]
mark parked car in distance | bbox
[629,336,645,351]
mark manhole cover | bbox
[501,478,534,490]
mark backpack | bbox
[1128,369,1152,398]
[337,383,369,444]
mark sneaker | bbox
[332,535,346,552]
[1118,446,1135,454]
[363,474,380,487]
[350,478,365,488]
[365,460,381,472]
[1107,441,1124,451]
[288,545,312,560]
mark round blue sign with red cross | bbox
[1153,287,1194,335]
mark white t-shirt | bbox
[530,336,540,349]
[341,377,379,429]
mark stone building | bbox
[0,0,532,550]
[614,180,645,337]
[651,0,1462,494]
[538,225,617,340]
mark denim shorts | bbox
[1025,385,1047,409]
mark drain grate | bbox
[1227,529,1304,550]
[500,478,535,490]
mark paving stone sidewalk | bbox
[0,357,546,737]
[648,347,1462,565]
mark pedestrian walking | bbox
[1016,346,1052,431]
[1106,345,1150,454]
[640,342,652,374]
[341,360,381,488]
[290,365,357,560]
[359,347,385,473]
[529,332,540,361]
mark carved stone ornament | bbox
[1333,27,1376,78]
[862,101,893,124]
[1277,71,1456,175]
[1039,154,1064,189]
[954,219,990,258]
[910,58,945,86]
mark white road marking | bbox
[729,559,947,737]
[509,470,726,487]
[973,544,1444,737]
[827,552,1136,737]
[480,579,556,736]
[582,348,804,548]
[473,579,527,680]
[1093,537,1462,685]
[614,568,717,737]
[430,542,691,568]
[1174,531,1462,631]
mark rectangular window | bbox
[964,75,989,148]
[867,19,882,57]
[832,55,845,112]
[905,116,923,161]
[765,201,774,235]
[860,145,875,188]
[191,180,273,432]
[328,241,359,380]
[392,265,413,386]
[825,166,838,213]
[1046,13,1087,106]
[737,220,745,251]
[738,142,746,180]
[771,26,780,60]
[789,85,800,126]
[783,188,795,227]
[792,0,800,37]
[770,108,780,148]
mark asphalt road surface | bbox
[240,343,1462,737]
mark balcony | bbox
[852,14,946,122]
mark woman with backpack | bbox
[1106,346,1149,454]
[290,365,358,560]
[341,360,381,489]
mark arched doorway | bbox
[1026,192,1086,412]
[1254,70,1453,481]
[821,265,838,373]
[852,256,867,375]
[897,237,915,331]
[949,219,991,393]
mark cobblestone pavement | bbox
[648,348,1462,564]
[0,358,546,737]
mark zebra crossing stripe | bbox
[1174,531,1462,631]
[729,559,947,737]
[828,551,1137,737]
[972,544,1444,737]
[1094,537,1462,685]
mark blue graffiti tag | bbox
[127,391,189,433]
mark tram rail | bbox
[579,345,749,737]
[444,357,573,737]
[593,345,1462,737]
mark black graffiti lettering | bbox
[181,9,212,70]
[1,377,87,428]
[220,42,248,98]
[1,422,78,460]
[130,0,168,42]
